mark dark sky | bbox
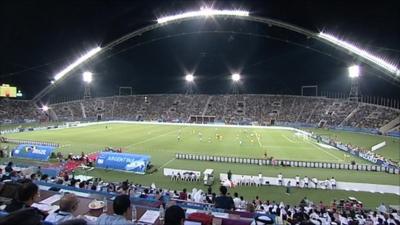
[1,0,399,101]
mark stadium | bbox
[0,1,399,225]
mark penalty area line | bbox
[281,134,296,143]
[159,158,176,169]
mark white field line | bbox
[281,134,296,143]
[159,158,176,169]
[309,141,343,162]
[255,131,263,148]
[124,128,180,149]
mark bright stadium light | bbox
[54,47,101,81]
[319,32,400,76]
[157,7,249,24]
[42,105,49,112]
[185,74,194,82]
[82,71,93,83]
[348,65,360,78]
[232,73,241,82]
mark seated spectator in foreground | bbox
[214,186,235,210]
[5,181,39,213]
[45,193,79,224]
[96,195,133,225]
[58,219,88,225]
[0,207,43,225]
[165,205,185,225]
[179,188,187,200]
[5,161,13,173]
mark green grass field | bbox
[1,123,399,209]
[305,128,400,162]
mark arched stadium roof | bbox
[32,8,400,102]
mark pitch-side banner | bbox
[96,152,151,174]
[12,144,55,161]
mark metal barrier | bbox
[175,153,399,174]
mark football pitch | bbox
[2,122,400,208]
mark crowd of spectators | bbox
[1,95,399,131]
[0,165,399,225]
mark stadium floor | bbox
[2,122,399,209]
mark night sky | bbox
[1,0,399,101]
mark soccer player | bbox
[258,173,263,186]
[295,175,300,187]
[303,176,309,188]
[250,176,256,186]
[239,176,245,186]
[330,177,336,189]
[312,177,318,189]
[239,140,243,146]
[177,136,181,142]
[324,178,330,189]
[277,173,283,186]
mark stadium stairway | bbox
[379,115,400,134]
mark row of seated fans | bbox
[0,166,398,225]
[1,95,399,129]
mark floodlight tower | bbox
[231,73,241,95]
[82,71,93,99]
[348,65,360,102]
[185,74,195,94]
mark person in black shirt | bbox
[5,161,13,173]
[165,205,185,225]
[214,186,235,210]
[227,170,232,181]
[5,181,39,213]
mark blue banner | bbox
[96,152,151,174]
[12,144,55,161]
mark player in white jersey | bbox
[258,173,263,186]
[312,177,318,188]
[295,175,300,187]
[303,176,309,188]
[330,177,336,189]
[277,173,283,185]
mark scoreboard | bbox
[0,84,18,98]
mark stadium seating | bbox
[2,95,399,131]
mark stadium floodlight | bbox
[42,105,49,112]
[157,8,249,24]
[82,71,93,83]
[318,32,400,76]
[53,47,101,81]
[185,74,194,82]
[348,65,360,78]
[231,73,241,82]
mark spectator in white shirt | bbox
[233,192,241,209]
[377,203,387,213]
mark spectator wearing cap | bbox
[45,193,79,224]
[165,205,185,225]
[96,195,133,225]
